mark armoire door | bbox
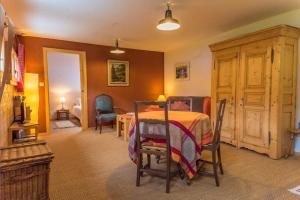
[237,41,272,148]
[212,48,239,145]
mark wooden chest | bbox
[0,141,54,200]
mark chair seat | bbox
[96,113,117,121]
[202,143,213,150]
[202,142,220,151]
[142,144,167,151]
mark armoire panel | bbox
[212,48,239,145]
[282,44,294,88]
[238,41,271,149]
[245,54,266,88]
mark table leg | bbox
[124,120,129,141]
[177,164,191,185]
[116,119,120,137]
[285,133,295,159]
[8,130,13,145]
[35,126,39,141]
[291,134,295,156]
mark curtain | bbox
[4,17,15,84]
[17,43,25,92]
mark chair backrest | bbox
[95,94,113,113]
[134,101,171,151]
[212,99,226,145]
[168,97,193,111]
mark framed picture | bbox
[10,49,19,86]
[107,60,129,86]
[175,62,190,80]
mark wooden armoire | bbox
[210,25,300,159]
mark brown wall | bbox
[21,36,164,132]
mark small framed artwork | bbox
[107,60,129,86]
[175,62,190,80]
[10,49,19,86]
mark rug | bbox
[54,120,76,129]
[289,185,300,196]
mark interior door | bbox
[237,41,272,148]
[212,48,239,145]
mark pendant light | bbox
[157,2,180,31]
[110,39,125,54]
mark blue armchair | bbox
[95,94,117,133]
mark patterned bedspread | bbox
[128,111,212,179]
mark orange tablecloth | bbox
[128,111,213,179]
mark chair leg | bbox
[95,119,98,130]
[156,155,161,164]
[99,121,102,134]
[136,153,142,187]
[217,147,224,175]
[212,151,220,187]
[147,154,151,168]
[111,121,114,128]
[166,152,171,193]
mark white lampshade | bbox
[110,48,125,54]
[157,3,180,31]
[59,96,66,103]
[157,94,167,102]
[110,39,125,54]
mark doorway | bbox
[43,48,88,133]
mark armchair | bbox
[95,94,117,133]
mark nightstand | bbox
[57,109,69,120]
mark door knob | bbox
[230,96,234,106]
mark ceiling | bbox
[2,0,300,52]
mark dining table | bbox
[128,110,213,179]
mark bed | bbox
[70,98,82,123]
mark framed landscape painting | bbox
[175,62,190,80]
[107,60,129,86]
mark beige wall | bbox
[0,84,14,147]
[164,8,300,151]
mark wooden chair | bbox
[95,94,117,133]
[197,99,226,186]
[135,101,175,193]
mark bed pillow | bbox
[75,98,81,106]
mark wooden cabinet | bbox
[210,25,300,159]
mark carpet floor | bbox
[41,128,300,200]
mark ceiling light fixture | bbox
[110,39,125,54]
[157,2,180,31]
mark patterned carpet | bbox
[41,128,300,200]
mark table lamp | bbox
[157,94,167,102]
[59,97,66,110]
